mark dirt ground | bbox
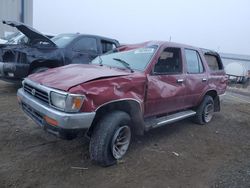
[0,80,250,188]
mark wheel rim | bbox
[111,125,131,160]
[204,103,214,123]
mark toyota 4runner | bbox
[17,41,227,166]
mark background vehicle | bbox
[17,41,227,166]
[2,31,54,45]
[0,20,119,83]
[225,62,249,83]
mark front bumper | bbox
[17,88,96,137]
[0,62,29,82]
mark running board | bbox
[145,110,196,130]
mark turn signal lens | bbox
[44,116,58,126]
[72,97,83,109]
[65,94,85,112]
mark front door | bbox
[145,47,186,117]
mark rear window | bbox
[101,40,117,53]
[204,54,223,71]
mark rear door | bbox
[184,49,208,107]
[204,52,227,95]
[71,37,99,64]
[145,47,186,117]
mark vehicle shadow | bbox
[130,118,196,150]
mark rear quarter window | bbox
[204,54,223,71]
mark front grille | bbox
[2,51,27,63]
[24,83,49,104]
[22,102,44,126]
[2,51,15,62]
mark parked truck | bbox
[17,41,227,166]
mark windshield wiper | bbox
[113,58,134,73]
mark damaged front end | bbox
[0,20,58,83]
[0,47,30,82]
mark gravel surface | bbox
[0,81,249,188]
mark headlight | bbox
[50,92,85,112]
[50,92,67,109]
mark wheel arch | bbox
[87,99,145,137]
[202,90,220,112]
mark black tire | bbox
[89,111,131,167]
[194,95,214,125]
[31,67,49,74]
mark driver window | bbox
[154,47,182,74]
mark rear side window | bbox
[101,40,117,53]
[185,49,204,73]
[73,37,97,52]
[204,54,223,71]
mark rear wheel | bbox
[89,111,131,167]
[194,95,214,125]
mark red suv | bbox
[17,41,227,166]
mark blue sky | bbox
[34,0,250,55]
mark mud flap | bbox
[214,95,220,112]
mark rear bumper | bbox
[17,88,96,137]
[0,62,29,82]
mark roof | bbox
[62,33,119,43]
[117,40,211,52]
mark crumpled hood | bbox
[28,64,132,91]
[2,20,56,47]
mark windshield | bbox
[92,46,157,71]
[51,34,77,48]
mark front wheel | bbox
[89,111,131,167]
[194,95,214,125]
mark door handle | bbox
[177,79,184,83]
[202,78,207,82]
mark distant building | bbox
[220,53,250,76]
[0,0,33,38]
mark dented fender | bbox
[68,73,147,112]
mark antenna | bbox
[169,36,172,42]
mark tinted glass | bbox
[101,40,117,53]
[154,48,182,74]
[205,54,221,71]
[73,37,97,52]
[185,49,204,73]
